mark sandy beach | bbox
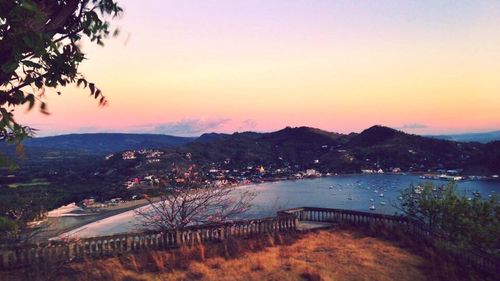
[31,198,159,242]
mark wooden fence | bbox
[1,206,498,276]
[0,214,297,269]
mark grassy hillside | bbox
[2,228,488,281]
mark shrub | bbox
[399,182,500,255]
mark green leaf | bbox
[1,62,18,74]
[0,108,11,123]
[89,83,95,95]
[21,60,42,69]
[20,0,39,13]
[23,94,35,110]
[13,91,25,104]
[34,78,43,88]
[77,78,87,88]
[40,102,50,115]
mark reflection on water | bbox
[60,175,499,238]
[248,174,500,217]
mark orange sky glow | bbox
[16,0,500,136]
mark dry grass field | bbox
[2,228,486,281]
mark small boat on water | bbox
[329,185,334,189]
[369,205,376,211]
[370,198,374,202]
[414,186,423,194]
[379,193,384,197]
[380,201,386,206]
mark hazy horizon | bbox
[29,125,500,138]
[16,0,500,137]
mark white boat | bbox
[379,193,384,197]
[369,205,376,211]
[414,186,423,194]
[380,201,386,206]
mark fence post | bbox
[175,230,181,246]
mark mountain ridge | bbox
[10,125,500,154]
[3,126,500,176]
[15,133,196,154]
[163,125,500,175]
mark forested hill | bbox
[2,125,499,224]
[177,125,500,175]
[2,125,500,178]
[9,133,196,154]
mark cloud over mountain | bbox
[131,118,231,136]
[398,123,429,130]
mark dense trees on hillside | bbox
[399,182,500,256]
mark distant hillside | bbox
[4,125,498,229]
[195,133,231,143]
[18,133,195,154]
[3,126,500,182]
[428,131,500,143]
[173,125,500,175]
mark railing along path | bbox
[1,207,498,276]
[0,215,296,269]
[279,207,499,275]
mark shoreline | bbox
[32,198,160,242]
[35,173,498,241]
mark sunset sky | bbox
[17,0,500,136]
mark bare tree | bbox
[135,187,256,231]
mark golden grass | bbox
[2,228,487,281]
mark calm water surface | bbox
[249,174,500,217]
[60,175,500,238]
